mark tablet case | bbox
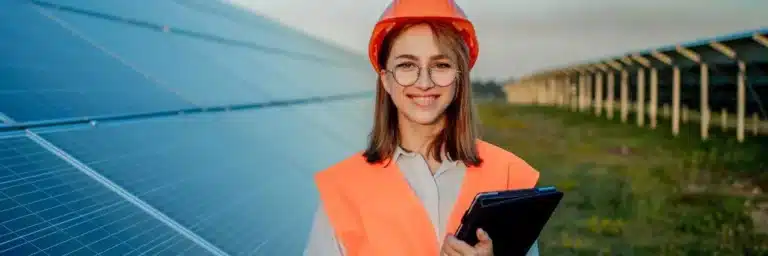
[455,187,563,256]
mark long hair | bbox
[362,20,482,167]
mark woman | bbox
[305,0,541,255]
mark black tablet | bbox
[454,186,563,256]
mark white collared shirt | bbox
[391,146,465,242]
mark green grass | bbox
[476,102,768,255]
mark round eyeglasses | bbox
[383,63,460,87]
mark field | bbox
[476,102,768,255]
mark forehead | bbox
[388,24,442,59]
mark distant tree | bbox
[471,79,505,100]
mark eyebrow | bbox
[394,54,450,61]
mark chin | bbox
[402,110,444,125]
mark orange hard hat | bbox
[368,0,479,73]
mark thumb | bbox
[476,228,491,242]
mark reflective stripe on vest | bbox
[314,140,540,256]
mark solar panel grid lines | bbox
[31,101,370,255]
[30,114,240,253]
[0,101,373,254]
[9,163,192,255]
[0,139,99,255]
[0,136,212,255]
[23,131,229,256]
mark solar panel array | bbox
[0,0,375,255]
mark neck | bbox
[398,114,445,158]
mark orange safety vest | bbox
[314,140,540,256]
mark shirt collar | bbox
[393,145,459,167]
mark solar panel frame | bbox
[35,101,372,255]
[0,113,15,125]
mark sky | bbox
[225,0,768,80]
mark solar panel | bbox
[43,7,274,107]
[35,101,370,255]
[30,0,277,45]
[31,0,364,67]
[1,0,374,124]
[169,0,370,65]
[0,2,194,123]
[303,97,374,140]
[3,0,380,254]
[0,135,211,255]
[40,1,373,108]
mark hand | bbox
[441,228,493,256]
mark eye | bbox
[395,62,418,70]
[432,62,453,70]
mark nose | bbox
[412,67,434,90]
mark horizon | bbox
[225,0,768,80]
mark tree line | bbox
[471,79,511,100]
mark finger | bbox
[440,236,455,256]
[441,239,461,256]
[476,228,492,242]
[475,228,494,255]
[446,235,477,255]
[442,245,461,256]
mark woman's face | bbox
[381,24,458,126]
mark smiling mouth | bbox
[407,94,439,107]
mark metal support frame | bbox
[651,50,680,135]
[584,65,599,113]
[709,40,746,142]
[506,30,768,143]
[701,63,710,139]
[650,67,659,129]
[595,63,609,117]
[618,57,634,124]
[631,54,651,127]
[675,44,711,140]
[605,60,626,122]
[737,61,746,142]
[578,69,587,112]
